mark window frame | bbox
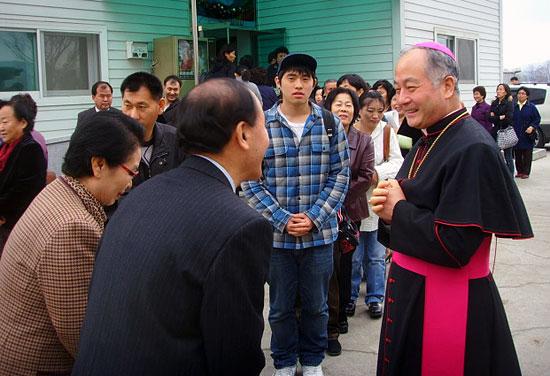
[0,20,108,106]
[40,31,101,97]
[434,27,479,85]
[0,27,40,96]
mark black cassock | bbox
[377,108,532,376]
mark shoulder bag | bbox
[337,208,359,254]
[497,126,518,149]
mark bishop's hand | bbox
[370,179,405,223]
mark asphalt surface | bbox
[260,150,550,376]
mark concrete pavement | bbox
[260,150,550,376]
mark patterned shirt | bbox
[242,102,350,249]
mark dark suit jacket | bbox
[76,107,122,127]
[157,99,180,126]
[73,156,272,376]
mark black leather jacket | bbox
[133,122,182,188]
[489,98,514,139]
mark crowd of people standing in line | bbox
[0,41,537,376]
[471,83,541,178]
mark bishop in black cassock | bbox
[372,42,531,376]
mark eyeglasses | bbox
[120,164,139,177]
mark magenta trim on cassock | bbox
[392,236,491,376]
[415,41,456,61]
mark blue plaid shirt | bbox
[242,102,350,249]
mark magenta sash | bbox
[392,237,491,376]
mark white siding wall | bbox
[0,0,190,141]
[402,0,502,108]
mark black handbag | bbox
[526,128,537,141]
[337,208,359,254]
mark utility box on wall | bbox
[153,36,211,95]
[126,41,149,59]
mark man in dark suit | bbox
[157,74,182,125]
[73,78,272,376]
[77,81,121,126]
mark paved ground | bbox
[260,150,550,376]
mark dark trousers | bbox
[327,242,354,339]
[515,149,533,176]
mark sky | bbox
[503,0,550,69]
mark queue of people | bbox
[472,83,541,179]
[0,41,536,376]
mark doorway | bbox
[201,25,285,71]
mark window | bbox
[42,32,99,96]
[436,33,477,84]
[0,29,100,96]
[0,31,38,91]
[512,88,547,105]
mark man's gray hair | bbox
[401,46,460,95]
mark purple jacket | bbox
[471,101,492,133]
[345,126,375,222]
[31,130,48,164]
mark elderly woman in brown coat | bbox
[0,112,143,375]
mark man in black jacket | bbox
[157,74,182,126]
[73,78,272,376]
[120,72,182,188]
[77,81,121,127]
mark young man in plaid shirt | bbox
[242,53,350,376]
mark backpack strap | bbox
[383,123,391,162]
[321,108,335,142]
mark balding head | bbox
[176,78,261,155]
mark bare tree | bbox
[519,60,550,83]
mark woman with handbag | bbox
[350,91,403,320]
[489,83,516,175]
[513,86,541,178]
[323,87,375,356]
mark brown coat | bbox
[0,176,106,375]
[344,126,375,222]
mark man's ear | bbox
[157,98,166,115]
[234,121,250,150]
[442,75,457,99]
[275,76,281,89]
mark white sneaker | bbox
[273,365,297,376]
[302,365,324,376]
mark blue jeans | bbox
[503,147,514,175]
[350,230,386,304]
[268,244,333,369]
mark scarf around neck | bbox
[0,136,23,173]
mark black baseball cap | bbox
[277,53,317,75]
